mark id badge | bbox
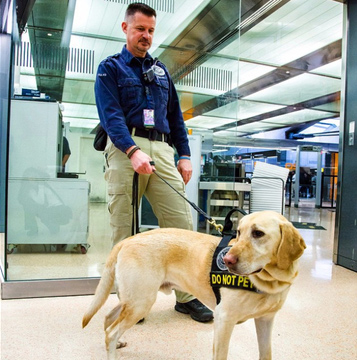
[143,109,155,128]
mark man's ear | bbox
[122,21,127,34]
[277,222,306,270]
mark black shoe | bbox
[174,299,213,323]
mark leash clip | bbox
[208,218,224,233]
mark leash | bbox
[132,172,140,235]
[150,161,224,233]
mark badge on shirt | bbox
[143,109,155,128]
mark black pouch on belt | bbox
[93,125,107,151]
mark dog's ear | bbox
[277,222,306,270]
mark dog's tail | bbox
[82,242,123,328]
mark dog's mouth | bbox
[227,267,263,276]
[250,268,263,275]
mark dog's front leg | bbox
[254,314,275,360]
[212,304,236,360]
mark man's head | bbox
[122,3,157,58]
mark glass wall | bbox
[4,0,244,285]
[1,0,16,283]
[2,0,344,295]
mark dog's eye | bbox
[237,230,241,237]
[252,230,265,238]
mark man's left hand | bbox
[177,159,192,185]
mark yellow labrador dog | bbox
[82,210,306,360]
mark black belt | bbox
[130,127,170,143]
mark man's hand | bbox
[177,158,192,184]
[127,146,155,174]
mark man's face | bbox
[122,12,156,57]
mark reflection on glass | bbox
[7,100,91,280]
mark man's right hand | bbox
[127,147,156,174]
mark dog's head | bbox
[223,211,306,275]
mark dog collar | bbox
[210,234,261,304]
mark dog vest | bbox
[210,209,261,304]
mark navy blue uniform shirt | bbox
[95,45,191,156]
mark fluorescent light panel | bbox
[185,116,235,129]
[244,73,341,105]
[260,109,335,125]
[205,99,285,120]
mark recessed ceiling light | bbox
[47,33,52,37]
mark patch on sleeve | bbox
[152,65,165,77]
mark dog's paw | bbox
[116,340,127,349]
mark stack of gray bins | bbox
[250,162,290,214]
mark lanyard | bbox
[144,85,155,110]
[142,58,155,110]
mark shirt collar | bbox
[121,45,153,66]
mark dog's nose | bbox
[223,254,237,267]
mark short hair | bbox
[125,2,157,20]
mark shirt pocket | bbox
[117,78,142,107]
[155,77,169,105]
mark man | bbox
[62,136,71,172]
[94,3,213,323]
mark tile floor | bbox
[1,205,357,359]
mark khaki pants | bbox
[104,135,194,303]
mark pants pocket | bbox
[107,183,132,228]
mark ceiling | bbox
[15,0,344,151]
